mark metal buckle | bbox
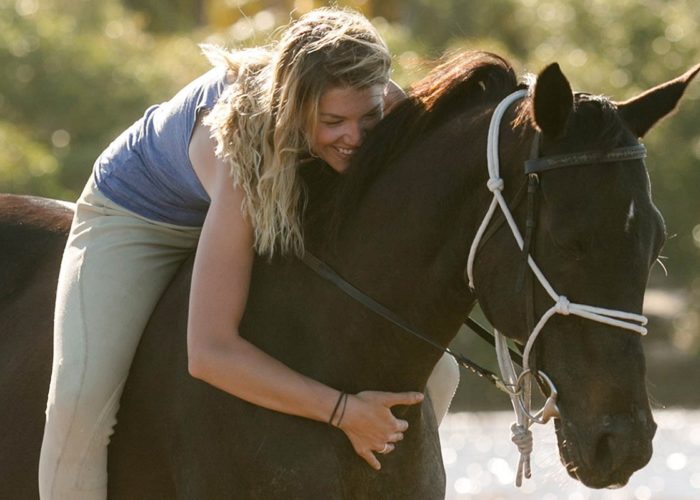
[515,369,561,424]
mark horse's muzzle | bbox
[556,409,656,489]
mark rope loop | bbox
[555,296,571,315]
[487,177,505,192]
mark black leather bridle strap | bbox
[514,174,540,292]
[464,317,523,366]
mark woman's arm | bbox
[187,119,423,470]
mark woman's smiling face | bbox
[309,84,385,173]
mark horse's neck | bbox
[331,111,530,325]
[303,101,530,355]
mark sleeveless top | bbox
[93,66,229,227]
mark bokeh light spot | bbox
[254,10,275,32]
[230,19,255,41]
[488,457,514,485]
[652,37,671,55]
[15,0,39,16]
[666,452,688,470]
[105,20,125,39]
[665,24,685,42]
[567,49,587,67]
[51,130,71,148]
[536,3,557,22]
[634,485,652,500]
[610,69,630,88]
[454,477,480,495]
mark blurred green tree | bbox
[0,0,208,197]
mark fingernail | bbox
[416,393,424,401]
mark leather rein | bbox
[302,251,520,393]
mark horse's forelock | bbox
[512,91,631,152]
[573,94,629,149]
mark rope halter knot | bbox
[487,177,505,192]
[510,423,533,454]
[555,296,571,315]
[510,423,533,486]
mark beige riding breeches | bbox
[39,180,201,499]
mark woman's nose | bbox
[345,122,366,147]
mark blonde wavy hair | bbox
[203,8,391,257]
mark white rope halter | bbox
[466,89,648,486]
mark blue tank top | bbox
[93,66,228,227]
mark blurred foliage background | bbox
[1,0,698,408]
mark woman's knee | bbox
[45,371,125,449]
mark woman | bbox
[39,8,458,499]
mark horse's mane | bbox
[354,51,520,177]
[302,51,521,245]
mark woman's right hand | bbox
[337,391,424,470]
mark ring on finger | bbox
[379,443,390,454]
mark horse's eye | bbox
[551,232,591,261]
[564,243,587,261]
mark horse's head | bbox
[472,62,699,488]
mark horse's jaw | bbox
[553,406,656,489]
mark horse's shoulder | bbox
[0,194,73,299]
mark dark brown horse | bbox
[1,53,698,498]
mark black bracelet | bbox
[335,393,349,428]
[328,391,345,426]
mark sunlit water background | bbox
[439,410,700,499]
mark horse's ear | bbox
[532,63,574,137]
[617,64,700,138]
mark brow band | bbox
[524,144,647,174]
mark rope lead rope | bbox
[467,89,649,486]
